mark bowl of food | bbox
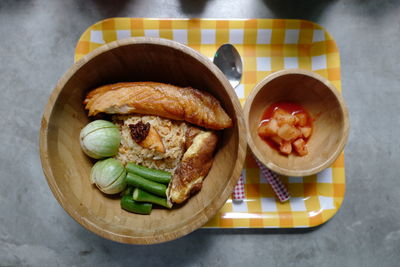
[39,37,246,244]
[244,69,349,177]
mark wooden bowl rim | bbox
[243,69,349,177]
[39,37,246,244]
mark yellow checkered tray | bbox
[75,18,345,228]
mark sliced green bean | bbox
[120,195,152,215]
[126,173,166,197]
[133,188,172,209]
[126,163,171,184]
[122,186,134,196]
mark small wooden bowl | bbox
[39,37,246,244]
[244,69,349,177]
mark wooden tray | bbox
[75,18,345,228]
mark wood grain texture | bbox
[39,37,246,244]
[244,69,349,177]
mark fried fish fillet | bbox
[83,82,232,130]
[128,122,165,153]
[167,129,218,204]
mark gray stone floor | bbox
[0,0,399,266]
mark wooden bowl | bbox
[244,69,349,177]
[39,37,246,244]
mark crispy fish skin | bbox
[167,130,218,204]
[184,126,202,150]
[83,82,232,130]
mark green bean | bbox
[126,163,171,184]
[121,186,134,196]
[126,173,166,197]
[120,196,152,215]
[133,188,172,209]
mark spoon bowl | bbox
[213,44,243,88]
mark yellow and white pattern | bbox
[75,18,345,228]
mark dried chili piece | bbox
[129,122,150,143]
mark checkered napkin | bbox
[254,158,290,202]
[232,157,291,203]
[232,174,245,200]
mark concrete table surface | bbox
[0,0,399,266]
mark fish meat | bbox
[84,82,232,130]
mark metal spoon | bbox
[213,44,243,88]
[213,43,290,203]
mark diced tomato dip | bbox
[257,102,313,156]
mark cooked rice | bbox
[113,115,188,172]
